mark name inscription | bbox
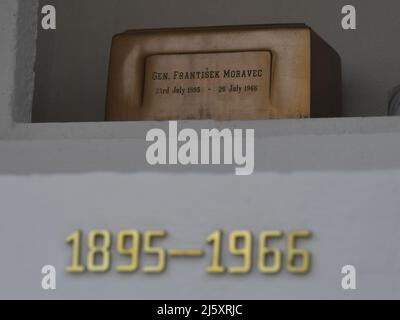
[142,51,272,120]
[152,68,264,81]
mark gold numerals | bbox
[66,229,312,275]
[207,230,312,275]
[66,229,167,274]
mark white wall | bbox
[0,0,18,128]
[1,130,400,299]
[2,0,400,300]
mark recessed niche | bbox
[11,0,400,124]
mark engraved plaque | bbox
[142,51,271,120]
[106,25,342,121]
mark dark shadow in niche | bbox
[32,0,118,123]
[31,0,58,123]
